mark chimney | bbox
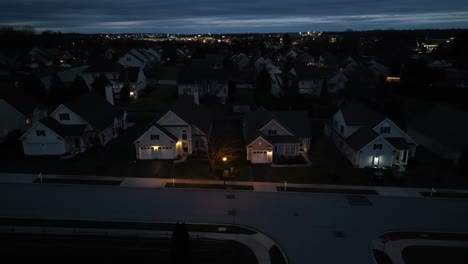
[193,91,199,105]
[105,85,114,105]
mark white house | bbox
[0,96,47,141]
[40,65,90,91]
[265,62,283,98]
[112,66,147,100]
[81,60,124,89]
[290,65,325,96]
[20,94,127,156]
[324,100,417,168]
[327,70,348,94]
[119,48,162,68]
[134,96,213,159]
[244,109,311,164]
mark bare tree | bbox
[205,135,242,172]
[196,80,224,98]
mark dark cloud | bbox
[1,0,467,32]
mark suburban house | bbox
[134,96,214,160]
[0,96,47,141]
[290,65,326,96]
[244,109,311,164]
[20,94,127,155]
[327,70,349,94]
[118,48,161,68]
[407,105,468,164]
[177,65,229,104]
[265,62,283,98]
[324,101,417,169]
[40,65,90,90]
[81,60,124,89]
[112,66,147,100]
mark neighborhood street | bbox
[1,182,468,264]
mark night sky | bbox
[1,0,468,33]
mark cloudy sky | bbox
[1,0,468,33]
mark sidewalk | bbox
[2,172,468,199]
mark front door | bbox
[183,142,188,153]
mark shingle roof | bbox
[340,100,386,127]
[293,65,326,80]
[1,95,43,116]
[169,96,214,134]
[84,60,124,73]
[119,67,140,82]
[408,105,468,150]
[153,123,179,141]
[345,126,379,151]
[40,117,88,137]
[244,109,310,145]
[64,94,124,131]
[385,137,410,150]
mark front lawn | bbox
[172,159,211,180]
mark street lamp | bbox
[222,156,228,186]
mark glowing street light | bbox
[222,157,227,162]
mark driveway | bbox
[251,164,272,182]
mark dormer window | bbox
[150,134,159,140]
[268,129,277,135]
[59,113,70,121]
[380,127,391,134]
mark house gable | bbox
[134,125,177,145]
[259,120,293,136]
[49,105,89,126]
[373,118,416,144]
[157,111,190,127]
[0,99,26,118]
[246,136,274,151]
[20,121,63,143]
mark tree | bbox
[19,74,46,100]
[205,135,242,172]
[171,222,191,264]
[92,74,109,97]
[281,34,292,52]
[197,80,224,103]
[68,75,89,100]
[254,68,272,106]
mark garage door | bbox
[251,151,269,163]
[139,147,156,160]
[156,146,174,159]
[24,143,64,155]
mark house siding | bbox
[356,137,395,168]
[246,137,273,161]
[50,105,88,125]
[21,122,68,155]
[259,120,291,136]
[134,126,178,159]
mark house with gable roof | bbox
[324,101,417,168]
[244,109,311,163]
[20,94,127,155]
[134,96,214,159]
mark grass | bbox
[172,159,211,179]
[125,84,178,112]
[277,186,378,195]
[402,246,468,264]
[33,178,122,186]
[166,182,254,190]
[0,217,257,234]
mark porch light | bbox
[130,91,134,96]
[222,157,227,162]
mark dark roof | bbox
[292,65,325,80]
[340,100,386,127]
[408,105,468,150]
[244,109,310,145]
[385,137,410,150]
[1,94,44,116]
[169,96,215,134]
[40,117,88,137]
[345,127,379,151]
[85,60,124,73]
[178,65,228,82]
[153,123,178,141]
[64,94,124,131]
[119,67,140,82]
[129,50,145,63]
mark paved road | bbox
[1,183,468,264]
